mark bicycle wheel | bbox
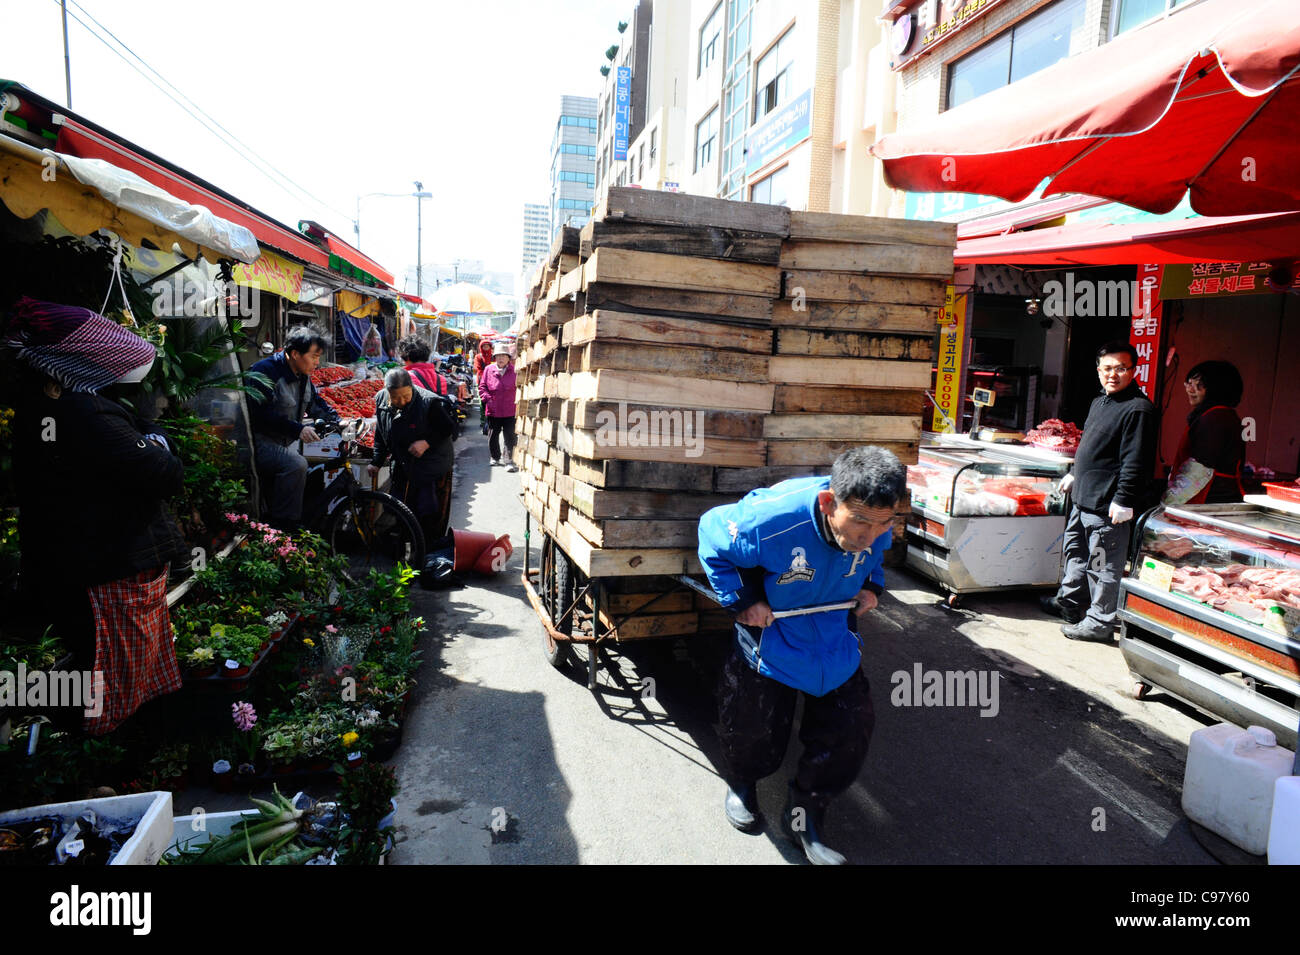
[323,489,425,581]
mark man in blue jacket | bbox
[698,446,907,864]
[246,325,340,529]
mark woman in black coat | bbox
[1162,360,1246,505]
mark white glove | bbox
[1059,473,1074,494]
[1108,502,1134,525]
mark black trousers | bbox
[717,634,875,810]
[488,415,516,462]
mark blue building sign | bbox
[613,67,631,161]
[745,89,811,176]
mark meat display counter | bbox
[1118,502,1300,748]
[904,444,1071,607]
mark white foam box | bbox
[0,791,173,865]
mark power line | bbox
[53,0,353,225]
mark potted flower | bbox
[261,726,302,775]
[232,701,261,780]
[184,645,217,679]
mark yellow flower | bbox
[302,637,315,648]
[341,731,359,748]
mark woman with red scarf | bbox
[1163,360,1245,505]
[472,338,494,435]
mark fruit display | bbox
[1025,418,1083,453]
[310,365,354,388]
[318,379,383,419]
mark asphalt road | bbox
[388,433,1219,865]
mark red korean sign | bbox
[1129,264,1163,401]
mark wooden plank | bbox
[563,424,765,468]
[599,185,790,235]
[783,271,947,306]
[771,299,939,333]
[585,248,781,298]
[566,456,716,492]
[605,591,695,614]
[580,341,769,383]
[775,328,934,361]
[561,529,703,577]
[763,415,922,441]
[581,218,783,265]
[536,298,575,326]
[548,225,580,264]
[563,400,765,439]
[599,610,701,640]
[779,240,953,278]
[569,480,731,520]
[568,370,774,412]
[768,356,931,389]
[584,282,773,323]
[788,210,955,247]
[563,309,773,354]
[713,465,832,493]
[766,439,918,467]
[557,262,584,299]
[568,515,701,549]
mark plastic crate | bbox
[1263,482,1300,504]
[0,791,173,865]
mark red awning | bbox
[55,118,330,267]
[872,0,1300,216]
[323,234,395,287]
[955,210,1300,265]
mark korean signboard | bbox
[1160,261,1300,300]
[1129,264,1163,401]
[613,67,631,161]
[932,285,969,433]
[745,89,812,176]
[892,0,1009,69]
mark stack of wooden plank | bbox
[515,188,955,639]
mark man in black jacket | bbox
[1042,342,1156,642]
[368,368,457,551]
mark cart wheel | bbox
[945,593,962,610]
[540,534,573,669]
[1133,681,1152,700]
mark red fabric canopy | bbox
[323,233,395,286]
[55,118,330,267]
[955,210,1300,265]
[872,0,1300,216]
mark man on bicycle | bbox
[247,325,340,530]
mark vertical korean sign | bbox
[613,67,631,161]
[932,286,968,433]
[1130,264,1163,400]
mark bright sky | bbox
[7,0,628,292]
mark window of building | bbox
[699,2,723,76]
[753,26,796,122]
[749,165,789,206]
[946,0,1086,110]
[559,114,598,130]
[695,106,719,172]
[649,128,658,163]
[559,171,596,187]
[638,143,645,182]
[719,0,754,200]
[1112,0,1192,36]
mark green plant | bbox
[147,742,191,781]
[147,313,267,410]
[335,762,398,866]
[605,44,618,61]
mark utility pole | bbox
[61,0,72,108]
[414,181,431,301]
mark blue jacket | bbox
[247,351,340,447]
[698,476,890,697]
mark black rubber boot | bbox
[724,782,761,833]
[783,789,846,865]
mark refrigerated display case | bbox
[1119,502,1300,748]
[905,444,1071,606]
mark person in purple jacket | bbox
[479,340,518,472]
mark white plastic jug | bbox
[1269,776,1300,865]
[1182,724,1294,856]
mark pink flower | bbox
[231,701,257,732]
[325,624,338,634]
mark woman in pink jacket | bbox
[480,341,518,471]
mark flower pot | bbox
[305,757,331,773]
[346,754,364,769]
[190,665,217,680]
[212,762,234,793]
[271,761,297,776]
[222,662,251,679]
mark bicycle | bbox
[289,420,426,581]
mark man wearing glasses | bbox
[1041,342,1156,642]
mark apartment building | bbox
[549,95,599,239]
[521,202,550,279]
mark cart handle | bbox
[770,600,859,619]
